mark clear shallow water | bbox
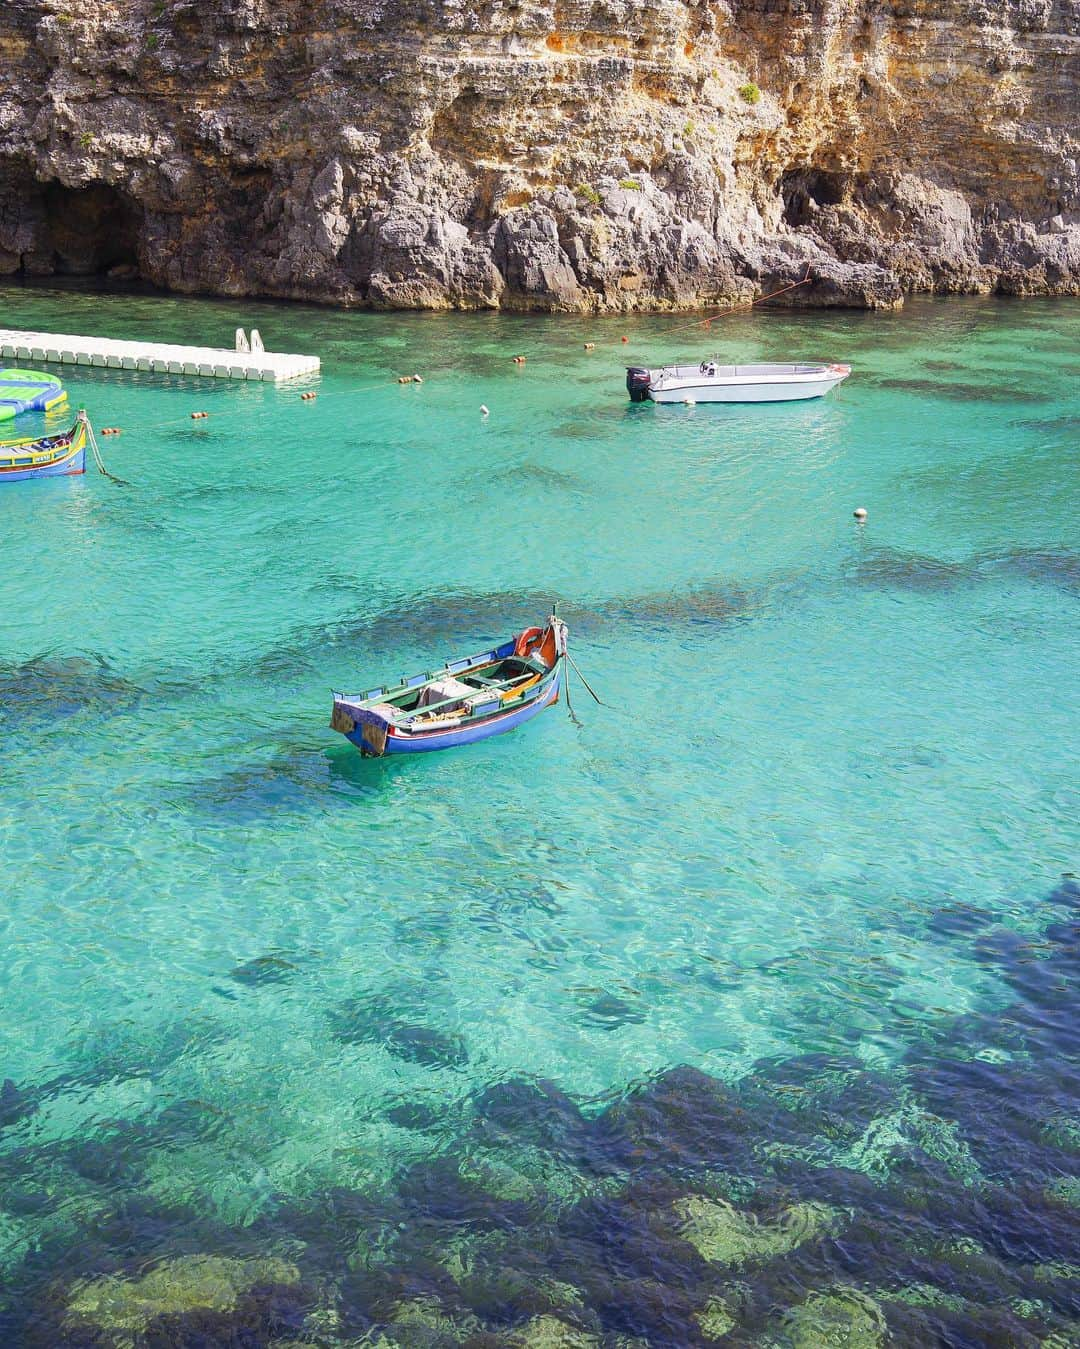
[1,285,1078,1346]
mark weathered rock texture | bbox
[0,0,1077,310]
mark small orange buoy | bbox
[621,336,629,343]
[190,411,209,420]
[101,427,121,435]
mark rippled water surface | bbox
[1,286,1078,1346]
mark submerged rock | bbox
[63,1252,301,1334]
[385,1098,447,1132]
[0,654,145,731]
[577,993,647,1031]
[510,1314,600,1347]
[845,546,976,593]
[331,995,468,1070]
[471,1078,588,1156]
[928,902,995,938]
[386,1024,469,1070]
[229,955,299,986]
[745,1052,901,1149]
[0,1078,39,1129]
[594,1064,755,1173]
[1047,876,1080,909]
[381,1295,483,1346]
[992,549,1080,597]
[779,1287,887,1348]
[695,1293,739,1341]
[673,1194,841,1268]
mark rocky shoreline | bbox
[0,1,1077,312]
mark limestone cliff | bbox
[0,0,1077,310]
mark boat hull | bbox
[650,373,847,403]
[0,419,87,482]
[0,455,85,481]
[346,664,562,756]
[629,362,851,404]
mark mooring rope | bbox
[85,414,129,485]
[563,655,583,728]
[564,649,608,708]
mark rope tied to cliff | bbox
[662,265,814,338]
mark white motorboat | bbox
[626,360,851,404]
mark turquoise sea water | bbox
[1,284,1078,1345]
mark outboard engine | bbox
[626,366,653,402]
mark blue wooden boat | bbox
[0,412,88,482]
[331,612,568,756]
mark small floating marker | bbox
[101,426,121,435]
[854,506,868,522]
[621,336,629,343]
[512,355,526,364]
[584,342,595,350]
[397,375,411,384]
[190,411,209,420]
[300,391,317,401]
[480,404,489,416]
[412,374,423,384]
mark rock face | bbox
[0,0,1077,311]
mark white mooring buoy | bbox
[480,405,489,416]
[854,506,868,522]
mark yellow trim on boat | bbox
[0,420,86,467]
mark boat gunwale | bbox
[338,638,519,709]
[651,362,848,388]
[336,646,558,727]
[0,417,87,474]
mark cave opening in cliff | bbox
[781,169,848,227]
[39,182,142,278]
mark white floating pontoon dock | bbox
[0,328,319,382]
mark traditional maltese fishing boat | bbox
[626,361,851,403]
[0,411,89,482]
[0,369,67,421]
[331,612,568,756]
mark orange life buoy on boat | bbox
[514,626,544,659]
